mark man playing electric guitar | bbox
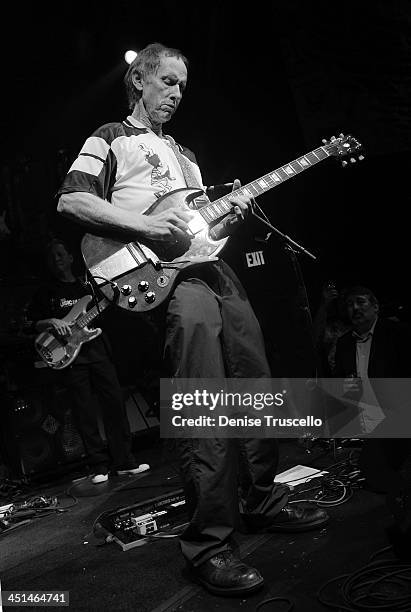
[57,43,328,596]
[28,238,150,484]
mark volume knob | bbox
[144,291,156,304]
[128,296,137,308]
[121,284,132,295]
[138,281,149,292]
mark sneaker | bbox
[90,466,109,484]
[116,463,150,476]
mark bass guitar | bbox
[35,295,110,369]
[82,134,363,313]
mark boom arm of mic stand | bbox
[250,209,317,261]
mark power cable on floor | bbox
[317,547,411,611]
[255,596,294,611]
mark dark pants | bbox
[63,359,133,469]
[163,261,288,566]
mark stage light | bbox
[124,50,138,65]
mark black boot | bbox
[267,503,329,532]
[189,549,264,596]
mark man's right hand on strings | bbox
[140,207,194,243]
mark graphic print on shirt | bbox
[139,143,176,198]
[49,296,81,316]
[60,298,79,309]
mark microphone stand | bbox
[250,207,317,261]
[250,201,318,366]
[250,205,362,461]
[250,202,329,452]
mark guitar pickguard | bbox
[82,188,228,313]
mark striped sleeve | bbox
[57,124,120,201]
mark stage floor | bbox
[0,438,401,611]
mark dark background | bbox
[1,0,410,372]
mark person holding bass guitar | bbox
[57,43,329,596]
[28,238,150,484]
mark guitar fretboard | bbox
[199,145,330,223]
[75,298,111,329]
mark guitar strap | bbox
[165,135,203,190]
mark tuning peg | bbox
[358,155,365,161]
[330,135,336,141]
[341,160,348,167]
[350,157,357,163]
[339,132,345,137]
[322,139,328,144]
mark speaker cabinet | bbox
[1,380,160,480]
[1,385,86,479]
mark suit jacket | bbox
[333,318,411,433]
[334,318,411,378]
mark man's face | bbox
[138,55,187,124]
[48,244,73,276]
[346,294,379,332]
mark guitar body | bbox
[35,295,102,369]
[82,188,228,313]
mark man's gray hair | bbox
[124,42,188,111]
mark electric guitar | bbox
[34,295,110,369]
[81,134,363,313]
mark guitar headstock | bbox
[322,133,364,167]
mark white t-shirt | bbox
[59,115,204,213]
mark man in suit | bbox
[334,285,411,492]
[334,286,410,379]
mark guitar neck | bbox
[200,145,331,223]
[77,297,111,328]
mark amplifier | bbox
[98,489,186,550]
[1,385,86,480]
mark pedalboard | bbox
[98,489,187,550]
